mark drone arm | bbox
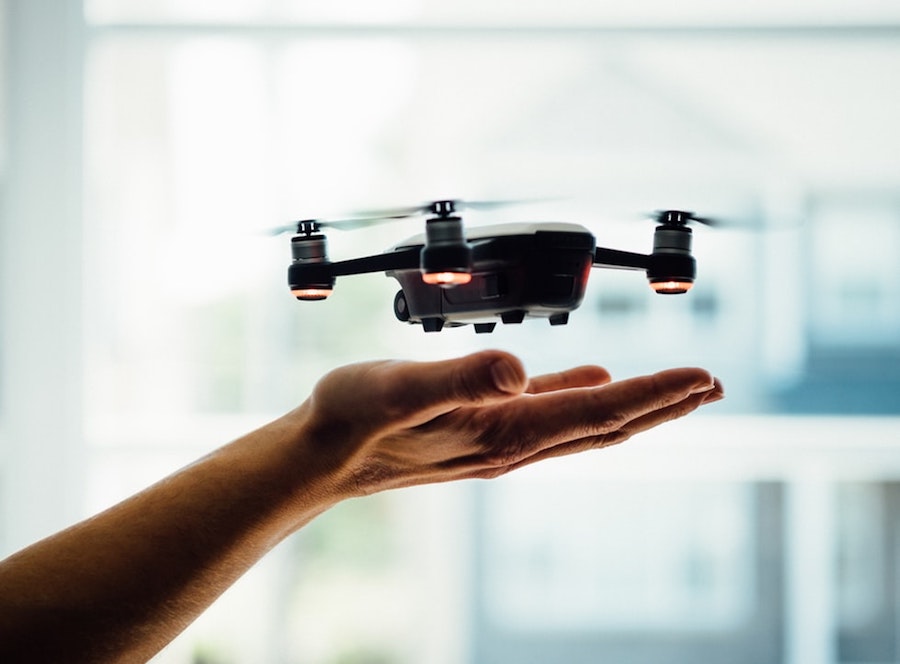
[288,247,421,299]
[595,243,696,294]
[593,247,651,271]
[328,247,421,277]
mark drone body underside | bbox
[387,225,596,333]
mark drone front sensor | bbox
[421,272,472,286]
[283,200,704,333]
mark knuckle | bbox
[472,465,512,481]
[670,397,702,420]
[450,364,488,404]
[591,430,631,449]
[474,419,534,468]
[479,443,525,469]
[644,373,674,410]
[587,408,629,434]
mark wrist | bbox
[238,403,359,537]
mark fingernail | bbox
[700,378,724,403]
[491,360,524,394]
[690,381,716,395]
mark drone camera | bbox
[288,233,336,301]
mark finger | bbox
[612,377,724,440]
[476,367,716,463]
[526,365,611,395]
[544,367,716,438]
[417,373,722,483]
[505,378,724,471]
[379,350,528,425]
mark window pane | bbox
[481,480,755,631]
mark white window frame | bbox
[0,0,86,555]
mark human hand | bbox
[297,350,723,497]
[0,350,721,663]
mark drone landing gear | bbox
[500,310,526,325]
[394,290,569,332]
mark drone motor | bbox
[289,221,335,301]
[419,203,473,286]
[647,210,697,295]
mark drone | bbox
[278,199,708,333]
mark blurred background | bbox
[2,1,900,662]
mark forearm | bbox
[0,403,340,663]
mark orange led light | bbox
[421,271,473,286]
[292,288,333,301]
[650,280,693,295]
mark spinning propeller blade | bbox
[267,214,410,236]
[352,197,544,220]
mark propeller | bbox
[651,209,721,227]
[268,198,544,236]
[647,208,803,231]
[352,198,545,220]
[267,214,412,236]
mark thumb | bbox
[383,350,527,423]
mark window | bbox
[809,196,900,347]
[2,2,899,662]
